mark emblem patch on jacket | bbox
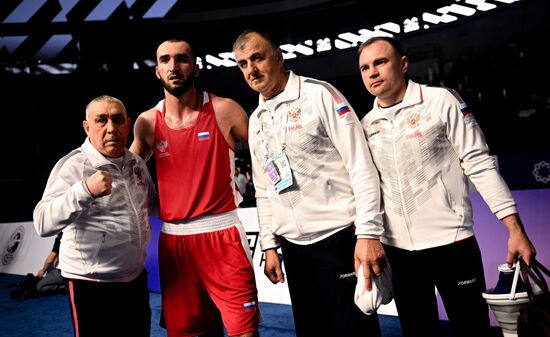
[406,113,420,128]
[405,112,423,139]
[288,107,302,122]
[287,107,303,131]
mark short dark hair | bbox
[358,36,405,57]
[232,29,278,52]
[156,38,198,64]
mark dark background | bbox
[1,0,549,223]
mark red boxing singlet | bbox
[153,92,238,221]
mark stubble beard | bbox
[162,75,195,97]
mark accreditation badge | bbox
[264,159,281,185]
[272,153,293,193]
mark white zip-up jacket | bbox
[34,138,156,282]
[361,80,517,251]
[250,71,383,250]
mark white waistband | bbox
[161,210,240,235]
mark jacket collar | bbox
[81,138,133,169]
[372,79,423,113]
[257,70,300,117]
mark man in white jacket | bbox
[358,36,536,337]
[34,95,156,337]
[233,29,385,337]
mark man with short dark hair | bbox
[358,36,536,337]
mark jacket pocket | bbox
[437,176,453,210]
[436,176,462,220]
[75,230,106,274]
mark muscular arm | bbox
[212,95,249,148]
[130,108,156,161]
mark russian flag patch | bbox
[336,105,350,117]
[459,103,477,126]
[244,301,257,310]
[459,103,471,116]
[197,131,210,141]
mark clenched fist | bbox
[85,170,112,198]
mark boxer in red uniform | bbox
[131,38,260,337]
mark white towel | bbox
[354,264,393,315]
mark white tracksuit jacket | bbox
[249,71,384,250]
[361,80,517,251]
[34,138,156,282]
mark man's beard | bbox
[162,75,195,97]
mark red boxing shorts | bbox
[159,219,260,337]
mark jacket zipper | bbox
[390,113,415,248]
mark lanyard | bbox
[257,104,289,162]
